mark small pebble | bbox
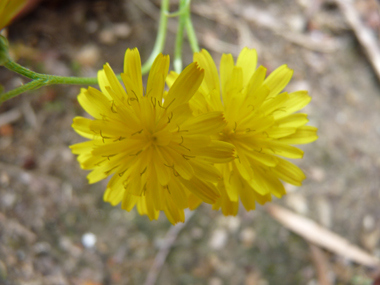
[240,228,256,247]
[75,45,101,67]
[285,193,308,214]
[0,172,10,186]
[98,28,117,45]
[81,232,97,249]
[1,192,16,208]
[208,277,222,285]
[209,229,227,250]
[363,215,375,231]
[191,227,204,240]
[113,23,132,38]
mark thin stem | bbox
[174,0,188,73]
[0,0,174,103]
[4,60,99,84]
[164,0,190,17]
[4,60,42,80]
[0,79,45,104]
[185,1,200,53]
[141,0,170,75]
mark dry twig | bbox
[237,5,339,53]
[334,0,380,81]
[309,243,332,285]
[0,108,21,127]
[144,210,195,285]
[266,204,380,268]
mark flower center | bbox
[144,129,172,147]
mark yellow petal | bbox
[237,179,257,211]
[147,168,165,211]
[78,153,106,169]
[263,64,293,98]
[103,63,128,100]
[226,170,242,202]
[137,195,160,221]
[77,88,103,120]
[194,49,220,95]
[146,53,170,101]
[154,146,172,186]
[250,165,286,198]
[104,175,125,205]
[0,0,27,29]
[72,117,95,139]
[165,62,204,111]
[167,177,188,210]
[188,193,202,210]
[179,176,220,204]
[274,91,311,119]
[261,140,304,159]
[245,150,278,167]
[121,191,139,211]
[97,69,113,100]
[236,47,258,87]
[87,166,110,184]
[246,65,267,97]
[160,147,194,180]
[91,139,142,157]
[70,140,94,155]
[278,126,318,144]
[220,53,235,104]
[165,71,179,88]
[260,92,289,116]
[181,111,227,135]
[224,67,243,108]
[275,113,309,128]
[216,182,239,216]
[123,48,143,97]
[272,158,306,186]
[163,192,185,224]
[266,127,297,139]
[190,159,222,182]
[191,141,236,163]
[104,187,124,206]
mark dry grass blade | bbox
[238,5,339,53]
[144,210,195,285]
[309,243,332,285]
[266,204,380,268]
[0,108,21,126]
[334,0,380,81]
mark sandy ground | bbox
[1,0,380,284]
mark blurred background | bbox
[1,0,380,284]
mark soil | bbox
[1,0,380,284]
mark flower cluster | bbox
[71,47,317,224]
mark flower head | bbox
[70,48,235,224]
[0,0,28,30]
[168,48,318,215]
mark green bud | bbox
[0,36,10,66]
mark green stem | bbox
[0,79,45,104]
[174,0,188,73]
[165,0,190,17]
[185,1,200,53]
[0,0,175,103]
[141,0,170,75]
[4,60,99,84]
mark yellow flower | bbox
[70,48,235,224]
[167,48,318,215]
[0,0,28,30]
